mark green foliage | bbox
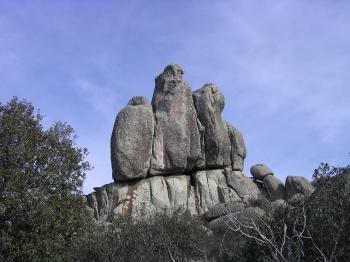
[226,162,350,262]
[305,163,350,261]
[67,213,210,262]
[0,97,91,261]
[67,161,349,262]
[249,194,272,211]
[208,220,269,262]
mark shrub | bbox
[67,212,210,262]
[221,162,350,262]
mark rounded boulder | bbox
[250,164,274,180]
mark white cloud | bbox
[74,78,120,118]
[206,0,350,144]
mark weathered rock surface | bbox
[86,168,263,221]
[250,164,273,180]
[193,84,231,168]
[225,169,261,201]
[192,169,242,214]
[226,123,246,171]
[87,175,197,221]
[262,175,285,201]
[87,64,317,224]
[285,176,315,198]
[111,96,154,182]
[150,64,203,174]
[204,202,245,221]
[86,183,114,221]
[208,206,265,228]
[86,192,98,219]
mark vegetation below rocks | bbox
[0,97,349,261]
[64,170,350,262]
[67,214,211,262]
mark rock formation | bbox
[111,96,154,181]
[150,64,203,174]
[193,84,231,168]
[285,176,315,198]
[86,64,315,223]
[250,164,273,180]
[226,122,246,171]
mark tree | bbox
[0,97,91,261]
[306,163,350,261]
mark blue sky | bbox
[1,0,349,193]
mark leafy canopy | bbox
[0,97,91,261]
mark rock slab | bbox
[285,176,314,198]
[226,123,246,171]
[250,164,274,180]
[111,96,154,182]
[193,84,231,168]
[86,168,265,221]
[150,64,203,174]
[263,175,285,201]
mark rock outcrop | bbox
[193,84,231,168]
[111,96,154,182]
[262,175,285,201]
[226,123,246,171]
[285,176,315,198]
[248,165,314,202]
[86,64,315,223]
[193,169,241,214]
[250,164,273,180]
[150,64,203,174]
[86,168,253,221]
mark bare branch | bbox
[306,227,328,262]
[280,223,287,254]
[219,229,229,259]
[167,247,176,262]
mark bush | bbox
[221,162,350,262]
[67,212,210,262]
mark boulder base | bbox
[86,168,263,221]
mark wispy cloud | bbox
[1,0,349,192]
[199,0,350,145]
[74,78,120,118]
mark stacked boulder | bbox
[250,164,285,201]
[111,96,154,181]
[86,64,261,222]
[150,64,203,174]
[250,164,315,208]
[85,64,314,222]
